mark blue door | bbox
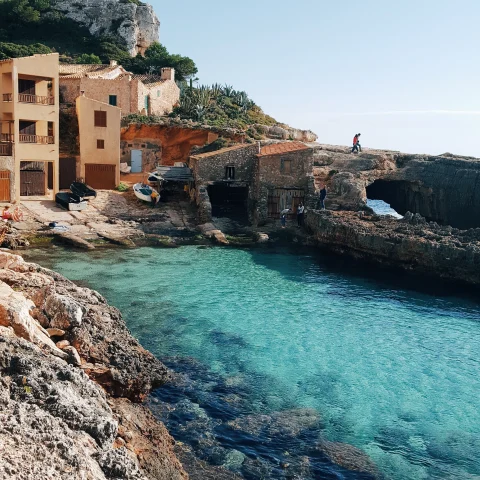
[131,150,142,173]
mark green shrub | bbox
[116,182,129,192]
[75,53,101,64]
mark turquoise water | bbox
[26,246,480,479]
[367,199,403,218]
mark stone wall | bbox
[120,139,161,173]
[135,80,180,116]
[190,144,259,184]
[254,149,315,224]
[190,144,259,223]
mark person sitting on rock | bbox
[150,190,159,208]
[12,207,23,222]
[2,206,12,222]
[351,133,362,154]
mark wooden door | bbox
[85,164,116,190]
[60,157,76,189]
[0,171,10,202]
[20,170,45,196]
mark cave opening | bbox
[207,183,249,222]
[366,180,408,218]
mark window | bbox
[108,95,117,107]
[280,158,292,174]
[97,139,105,149]
[225,166,235,180]
[47,122,54,138]
[127,144,133,147]
[18,79,35,95]
[94,110,107,127]
[144,95,149,111]
[19,120,36,135]
[157,90,160,97]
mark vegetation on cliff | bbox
[0,0,197,81]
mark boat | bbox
[147,172,164,183]
[133,183,159,203]
[70,181,97,199]
[55,192,88,211]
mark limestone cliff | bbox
[0,252,187,479]
[53,0,160,56]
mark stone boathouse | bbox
[189,141,315,225]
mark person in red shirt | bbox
[351,133,362,154]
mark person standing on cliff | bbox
[297,202,305,227]
[319,185,327,210]
[351,133,362,154]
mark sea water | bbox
[26,246,480,479]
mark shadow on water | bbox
[246,245,480,307]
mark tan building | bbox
[0,53,60,202]
[75,95,121,189]
[59,62,180,117]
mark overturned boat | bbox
[70,181,97,199]
[55,192,88,211]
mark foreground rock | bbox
[0,251,187,479]
[305,210,480,285]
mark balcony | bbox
[2,94,12,102]
[19,134,54,144]
[0,133,13,142]
[18,94,55,105]
[0,143,12,156]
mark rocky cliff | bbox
[53,0,160,56]
[0,252,187,479]
[305,210,480,286]
[312,145,480,229]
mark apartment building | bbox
[75,95,121,189]
[0,53,59,202]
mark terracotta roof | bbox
[131,74,168,88]
[59,64,125,79]
[191,144,251,159]
[258,142,309,157]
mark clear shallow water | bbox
[367,199,403,219]
[26,247,480,479]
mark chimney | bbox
[110,60,118,67]
[160,67,175,81]
[80,90,85,96]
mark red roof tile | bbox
[258,142,309,157]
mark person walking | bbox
[319,185,327,210]
[297,202,305,227]
[280,208,290,228]
[351,133,362,154]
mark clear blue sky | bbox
[150,0,480,156]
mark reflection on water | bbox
[25,246,480,479]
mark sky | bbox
[150,0,480,156]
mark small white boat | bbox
[133,183,159,203]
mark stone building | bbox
[189,141,315,225]
[190,144,259,223]
[59,62,180,117]
[254,142,315,225]
[75,95,121,189]
[0,53,60,202]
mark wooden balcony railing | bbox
[0,143,12,156]
[0,133,13,142]
[2,93,12,102]
[19,134,54,144]
[18,94,55,105]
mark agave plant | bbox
[222,84,234,98]
[210,83,222,99]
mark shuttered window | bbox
[97,139,105,149]
[94,110,107,127]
